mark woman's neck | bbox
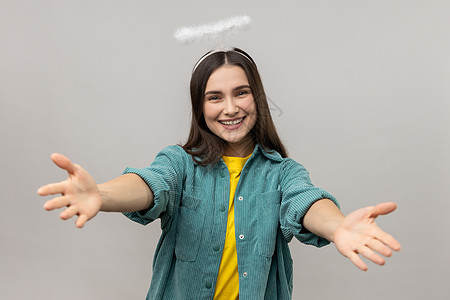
[224,137,255,157]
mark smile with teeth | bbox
[219,117,244,126]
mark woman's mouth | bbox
[218,117,246,129]
[219,117,244,125]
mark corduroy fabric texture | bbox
[123,144,339,300]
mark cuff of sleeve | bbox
[285,189,339,247]
[121,167,171,226]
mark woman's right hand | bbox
[38,153,103,228]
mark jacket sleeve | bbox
[279,158,339,247]
[122,145,186,226]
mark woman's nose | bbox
[223,97,239,115]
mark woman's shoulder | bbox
[278,157,312,181]
[156,144,202,168]
[157,145,190,160]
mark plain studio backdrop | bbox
[1,1,449,299]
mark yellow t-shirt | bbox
[214,154,251,300]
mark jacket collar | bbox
[190,144,283,165]
[253,144,283,162]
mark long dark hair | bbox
[182,48,287,166]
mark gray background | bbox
[1,0,449,299]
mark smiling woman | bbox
[38,47,401,300]
[202,65,257,156]
[184,48,287,164]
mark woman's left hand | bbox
[333,202,401,271]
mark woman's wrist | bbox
[97,184,110,212]
[303,199,345,242]
[96,174,153,213]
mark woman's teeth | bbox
[220,118,244,125]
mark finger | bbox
[369,202,397,218]
[346,251,368,271]
[51,153,76,175]
[366,238,393,257]
[43,196,70,211]
[60,206,78,220]
[357,245,386,266]
[76,214,88,228]
[37,181,66,196]
[373,229,402,252]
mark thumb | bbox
[370,202,397,218]
[51,153,76,175]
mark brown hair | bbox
[182,48,287,166]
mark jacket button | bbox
[238,196,243,201]
[213,245,220,252]
[205,282,212,289]
[243,272,248,277]
[239,234,244,240]
[219,205,225,212]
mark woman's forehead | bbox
[205,65,249,91]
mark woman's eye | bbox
[207,96,220,101]
[237,90,248,97]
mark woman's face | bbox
[203,65,257,154]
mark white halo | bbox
[174,15,252,45]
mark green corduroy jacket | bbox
[123,144,339,300]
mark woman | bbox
[38,48,401,299]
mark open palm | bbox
[37,153,102,228]
[333,202,401,271]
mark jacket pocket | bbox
[257,189,281,257]
[175,193,205,261]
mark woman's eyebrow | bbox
[204,85,251,96]
[233,85,251,91]
[204,90,223,96]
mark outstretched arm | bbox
[302,199,401,271]
[38,153,153,228]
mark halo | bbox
[173,15,252,45]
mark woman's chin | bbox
[222,133,254,147]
